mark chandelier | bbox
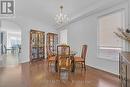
[55,5,69,24]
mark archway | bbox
[0,20,21,66]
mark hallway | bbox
[0,53,20,67]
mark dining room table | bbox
[54,51,77,72]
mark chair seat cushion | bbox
[48,56,56,61]
[59,58,71,67]
[74,56,84,62]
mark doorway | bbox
[0,20,21,66]
[60,29,68,44]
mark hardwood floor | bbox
[0,60,120,87]
[0,53,19,67]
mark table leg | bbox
[71,56,75,72]
[55,60,58,72]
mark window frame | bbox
[97,9,126,61]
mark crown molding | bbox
[55,0,128,30]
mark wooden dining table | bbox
[54,51,77,72]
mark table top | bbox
[53,51,77,56]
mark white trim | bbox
[98,8,125,19]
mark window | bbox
[98,10,125,61]
[60,29,67,44]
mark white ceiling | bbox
[15,0,126,28]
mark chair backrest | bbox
[57,45,71,68]
[57,45,70,59]
[81,45,87,60]
[47,49,54,58]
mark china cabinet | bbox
[30,30,45,61]
[46,33,58,58]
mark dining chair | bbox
[74,45,87,70]
[47,50,56,66]
[56,45,72,72]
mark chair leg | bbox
[48,61,51,67]
[81,63,83,68]
[84,62,86,71]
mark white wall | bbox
[1,20,21,33]
[58,1,128,75]
[0,31,1,57]
[0,21,1,55]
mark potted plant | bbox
[114,28,130,43]
[114,28,130,51]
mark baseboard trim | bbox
[87,65,119,78]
